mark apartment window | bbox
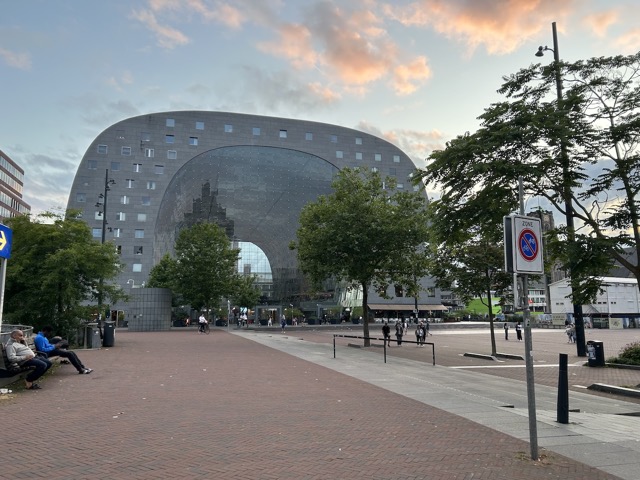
[94,211,102,220]
[167,150,177,160]
[126,179,134,188]
[372,167,378,173]
[121,146,131,156]
[336,151,343,159]
[135,246,143,255]
[374,153,382,161]
[135,229,145,239]
[252,127,261,136]
[147,181,156,190]
[166,118,175,127]
[116,212,126,221]
[396,183,404,189]
[133,163,142,173]
[92,228,101,238]
[355,137,362,145]
[330,135,338,143]
[355,152,363,160]
[141,196,151,206]
[120,195,130,204]
[116,245,122,255]
[155,165,164,174]
[97,145,108,154]
[393,154,400,163]
[196,121,204,130]
[113,228,122,238]
[189,136,198,146]
[144,148,154,158]
[132,263,142,272]
[165,135,174,144]
[111,161,121,171]
[224,124,233,133]
[76,193,86,202]
[141,132,151,142]
[137,213,147,222]
[87,160,97,170]
[279,130,287,138]
[305,132,313,140]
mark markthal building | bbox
[67,112,434,326]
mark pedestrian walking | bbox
[516,322,523,341]
[280,315,286,333]
[503,322,509,340]
[382,322,391,347]
[395,321,403,346]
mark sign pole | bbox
[0,257,6,331]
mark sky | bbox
[2,0,640,217]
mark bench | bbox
[0,338,62,388]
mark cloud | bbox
[582,10,619,38]
[0,47,31,69]
[106,71,134,92]
[613,28,640,54]
[129,7,190,49]
[383,0,574,55]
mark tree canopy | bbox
[4,211,124,335]
[293,167,431,344]
[416,52,640,302]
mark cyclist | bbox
[198,313,208,334]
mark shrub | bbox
[609,341,640,365]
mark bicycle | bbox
[198,322,210,334]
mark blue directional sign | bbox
[0,223,13,259]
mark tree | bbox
[416,53,640,302]
[293,168,431,346]
[146,253,176,289]
[231,274,262,312]
[4,211,124,336]
[170,222,240,319]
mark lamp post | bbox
[535,22,586,357]
[95,169,116,325]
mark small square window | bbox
[116,212,126,221]
[135,229,145,239]
[189,136,198,146]
[135,246,143,255]
[144,148,154,158]
[97,145,108,154]
[121,146,131,156]
[141,196,151,206]
[94,211,102,220]
[113,228,122,238]
[196,121,204,130]
[147,181,156,190]
[76,193,86,202]
[141,132,151,142]
[120,195,130,205]
[253,127,261,136]
[279,130,287,138]
[355,137,362,145]
[111,161,121,171]
[165,135,175,144]
[355,152,363,160]
[372,167,378,173]
[166,118,175,127]
[374,153,382,161]
[305,132,313,141]
[92,228,102,238]
[116,245,122,255]
[133,163,142,172]
[393,154,400,163]
[225,124,233,133]
[330,135,338,143]
[155,165,164,174]
[167,150,177,160]
[336,151,343,159]
[137,213,147,222]
[126,179,135,188]
[88,160,97,170]
[133,263,142,272]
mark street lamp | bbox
[95,169,116,326]
[535,22,586,356]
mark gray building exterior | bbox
[67,111,424,310]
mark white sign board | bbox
[504,215,544,274]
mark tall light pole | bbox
[95,169,115,324]
[536,22,586,356]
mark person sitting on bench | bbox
[5,329,52,390]
[34,326,93,374]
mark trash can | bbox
[84,323,101,349]
[102,321,115,347]
[587,340,605,367]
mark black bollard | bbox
[557,353,569,424]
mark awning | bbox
[368,304,448,311]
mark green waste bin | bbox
[102,321,115,347]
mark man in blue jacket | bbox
[34,326,93,374]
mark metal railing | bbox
[333,334,435,365]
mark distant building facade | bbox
[0,149,31,221]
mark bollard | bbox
[557,353,569,424]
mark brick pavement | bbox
[0,329,626,479]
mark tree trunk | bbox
[362,281,370,347]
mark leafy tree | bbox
[146,253,176,289]
[171,222,240,319]
[231,274,262,311]
[4,211,124,336]
[416,53,640,302]
[293,168,430,346]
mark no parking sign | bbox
[504,215,544,274]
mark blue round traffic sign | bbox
[518,228,539,262]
